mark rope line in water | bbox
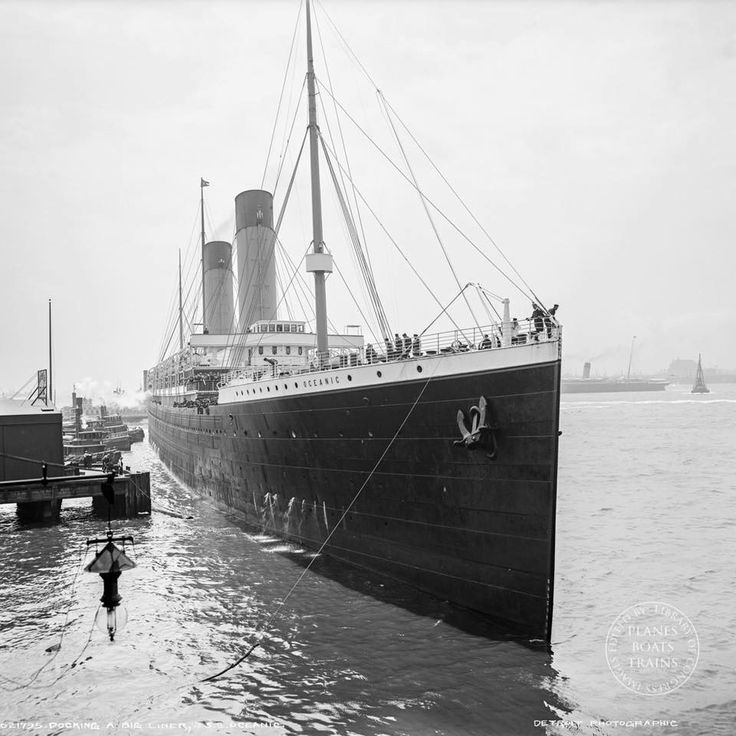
[0,544,91,691]
[201,365,438,682]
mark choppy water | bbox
[1,385,735,735]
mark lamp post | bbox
[84,532,136,641]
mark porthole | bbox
[416,365,423,373]
[377,370,382,377]
[284,384,288,390]
[267,386,270,392]
[347,375,352,381]
[294,382,298,389]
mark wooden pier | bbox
[0,469,151,522]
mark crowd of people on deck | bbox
[364,303,560,363]
[163,304,562,397]
[478,302,560,350]
[172,396,218,413]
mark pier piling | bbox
[0,470,151,522]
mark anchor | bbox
[453,395,497,458]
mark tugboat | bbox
[691,354,710,394]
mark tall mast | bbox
[178,249,184,351]
[305,0,332,363]
[200,178,209,333]
[48,298,52,407]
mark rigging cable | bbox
[273,77,308,200]
[329,257,383,349]
[224,130,309,371]
[418,284,495,338]
[318,134,467,336]
[316,81,537,306]
[380,94,547,309]
[313,6,378,288]
[225,242,313,374]
[158,202,206,363]
[157,201,203,361]
[262,0,305,190]
[274,254,296,321]
[378,90,480,338]
[317,127,390,342]
[277,240,318,326]
[314,0,546,310]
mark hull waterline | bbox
[149,348,561,639]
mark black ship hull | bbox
[149,353,561,639]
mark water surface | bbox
[1,385,734,735]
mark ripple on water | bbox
[2,400,735,734]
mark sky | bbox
[0,0,734,406]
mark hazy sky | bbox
[1,0,734,405]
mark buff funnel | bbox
[235,190,277,331]
[203,241,234,334]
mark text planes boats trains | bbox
[146,1,562,641]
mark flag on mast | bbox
[201,178,210,187]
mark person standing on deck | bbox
[531,303,544,339]
[412,333,421,357]
[511,318,521,344]
[546,304,559,338]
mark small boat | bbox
[128,426,145,443]
[691,354,710,394]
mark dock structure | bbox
[1,398,150,522]
[0,469,151,522]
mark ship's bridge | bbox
[188,320,364,368]
[248,319,306,335]
[146,321,365,395]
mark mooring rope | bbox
[0,544,91,691]
[202,364,438,682]
[0,450,66,470]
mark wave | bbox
[563,398,736,407]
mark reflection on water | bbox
[2,386,734,735]
[0,428,567,735]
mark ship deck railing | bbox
[220,318,561,388]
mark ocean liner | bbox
[146,1,562,640]
[562,361,668,393]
